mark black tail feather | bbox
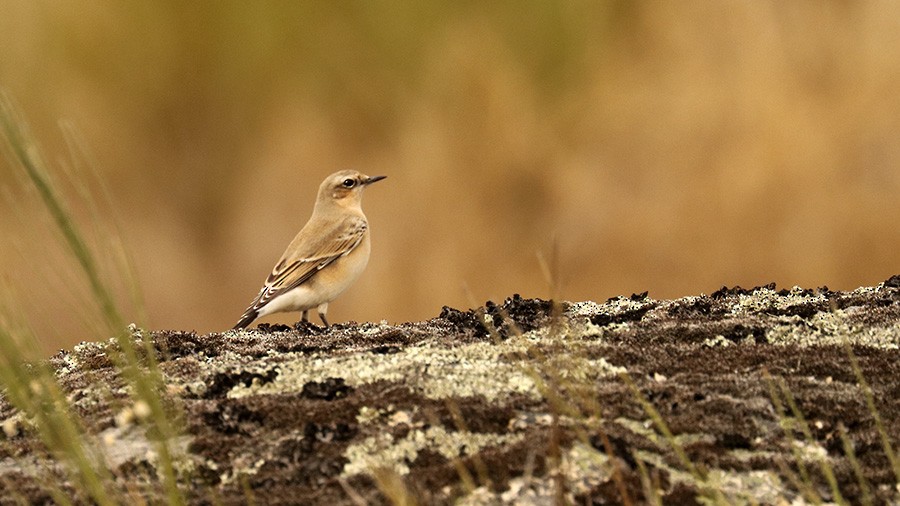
[233,309,258,330]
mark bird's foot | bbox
[255,322,292,333]
[294,320,325,334]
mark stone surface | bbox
[2,281,900,504]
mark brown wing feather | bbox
[255,227,365,308]
[233,218,367,329]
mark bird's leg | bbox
[317,303,330,328]
[301,310,309,323]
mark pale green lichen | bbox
[1,413,22,438]
[566,301,606,318]
[614,417,714,449]
[614,417,659,444]
[355,405,421,430]
[568,287,900,349]
[635,450,791,505]
[729,448,780,462]
[766,309,900,348]
[342,425,525,477]
[702,334,733,348]
[566,297,656,326]
[731,287,828,316]
[226,329,625,402]
[697,469,787,506]
[562,442,613,494]
[54,352,81,378]
[355,406,382,425]
[456,442,612,505]
[98,425,191,474]
[218,457,266,486]
[790,440,829,463]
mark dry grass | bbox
[0,99,184,504]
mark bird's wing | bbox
[239,216,368,319]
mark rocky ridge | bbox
[1,277,900,504]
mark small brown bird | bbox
[234,170,385,329]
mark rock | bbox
[3,286,900,504]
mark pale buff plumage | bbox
[234,170,385,329]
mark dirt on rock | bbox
[1,281,900,504]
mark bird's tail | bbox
[233,309,259,330]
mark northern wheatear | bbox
[233,170,385,329]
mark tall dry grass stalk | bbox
[0,94,184,504]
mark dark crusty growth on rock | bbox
[1,281,900,504]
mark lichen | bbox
[697,469,786,505]
[732,287,828,316]
[614,417,714,449]
[342,425,525,477]
[225,329,625,402]
[765,310,900,348]
[635,450,792,504]
[455,442,612,504]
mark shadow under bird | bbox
[234,170,386,329]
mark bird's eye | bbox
[342,178,356,188]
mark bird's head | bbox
[317,169,386,211]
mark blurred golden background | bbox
[2,1,900,352]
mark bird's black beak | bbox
[363,175,387,185]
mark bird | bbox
[233,170,385,330]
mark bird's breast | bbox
[280,232,371,311]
